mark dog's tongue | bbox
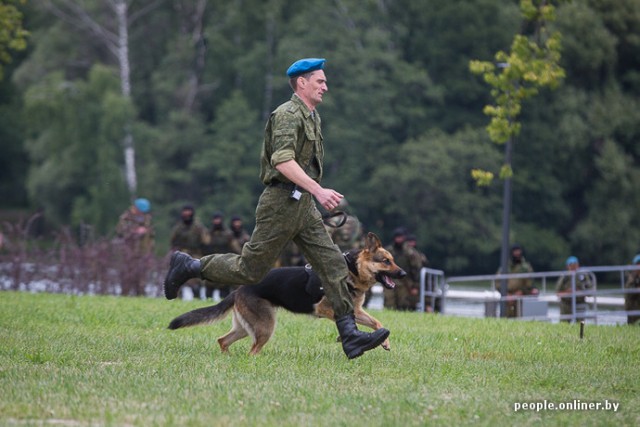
[383,275,396,288]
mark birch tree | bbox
[41,0,163,198]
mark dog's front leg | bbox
[354,309,390,351]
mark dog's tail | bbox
[168,292,236,330]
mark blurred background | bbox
[1,0,638,276]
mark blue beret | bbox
[134,198,151,213]
[633,254,640,264]
[286,58,325,77]
[566,256,579,266]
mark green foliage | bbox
[23,65,130,233]
[1,292,638,426]
[369,128,503,271]
[469,0,566,184]
[0,0,28,81]
[571,139,640,265]
[1,0,639,273]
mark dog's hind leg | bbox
[248,307,276,356]
[217,311,249,353]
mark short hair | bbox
[289,71,314,91]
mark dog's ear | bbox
[365,232,382,252]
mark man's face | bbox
[511,248,523,261]
[298,70,328,108]
[567,262,579,271]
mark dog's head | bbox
[348,232,406,291]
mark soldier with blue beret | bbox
[163,58,389,359]
[556,256,592,322]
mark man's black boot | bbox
[335,314,390,359]
[163,251,201,300]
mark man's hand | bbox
[312,187,343,211]
[275,160,343,210]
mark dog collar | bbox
[343,251,359,277]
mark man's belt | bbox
[269,180,307,193]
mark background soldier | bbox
[406,234,438,312]
[327,198,363,252]
[202,213,234,299]
[625,254,640,325]
[170,205,209,299]
[229,215,251,254]
[277,241,307,267]
[556,256,592,323]
[115,198,154,295]
[498,244,537,318]
[384,227,423,311]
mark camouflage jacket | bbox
[204,227,233,255]
[555,272,593,302]
[260,94,323,185]
[170,220,208,257]
[115,208,154,254]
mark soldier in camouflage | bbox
[163,58,389,359]
[115,198,154,295]
[116,198,154,255]
[555,256,592,323]
[498,244,537,318]
[169,205,208,299]
[625,254,640,325]
[327,198,363,253]
[384,228,423,311]
[201,213,234,298]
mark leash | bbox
[322,210,347,228]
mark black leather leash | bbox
[322,210,347,228]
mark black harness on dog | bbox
[304,250,360,297]
[342,250,360,295]
[342,250,359,278]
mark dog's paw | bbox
[382,339,391,351]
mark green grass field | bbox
[1,291,638,426]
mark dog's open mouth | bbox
[376,272,396,289]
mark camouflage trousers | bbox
[199,186,354,317]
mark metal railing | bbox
[418,264,640,325]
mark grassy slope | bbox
[0,291,638,426]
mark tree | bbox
[40,0,164,198]
[0,0,28,81]
[23,65,130,233]
[369,127,503,272]
[469,0,565,313]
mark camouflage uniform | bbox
[170,215,208,297]
[202,218,234,298]
[199,94,354,317]
[496,256,535,318]
[170,219,208,258]
[329,214,363,252]
[625,270,640,325]
[115,206,154,295]
[229,218,251,255]
[384,241,423,311]
[116,207,154,255]
[277,241,306,267]
[556,272,592,322]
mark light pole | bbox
[497,62,512,318]
[498,136,513,317]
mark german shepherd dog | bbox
[168,232,406,355]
